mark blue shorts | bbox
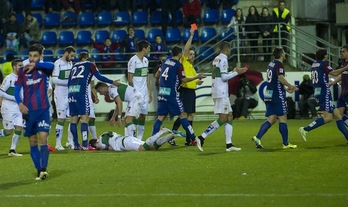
[265,98,287,117]
[316,94,334,113]
[157,95,184,116]
[69,93,90,116]
[24,109,51,137]
[336,95,348,109]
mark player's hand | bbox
[24,63,36,73]
[116,118,122,127]
[197,80,204,85]
[109,118,116,126]
[197,73,206,79]
[112,79,120,86]
[19,103,29,115]
[94,97,99,104]
[235,67,248,75]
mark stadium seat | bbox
[219,27,235,41]
[58,31,75,47]
[150,11,162,26]
[44,13,60,28]
[16,13,24,25]
[111,30,127,43]
[79,11,95,27]
[134,29,146,41]
[200,27,217,43]
[76,30,92,46]
[20,50,29,61]
[169,10,183,25]
[183,28,199,42]
[114,11,131,27]
[203,9,219,24]
[96,11,113,27]
[91,49,101,61]
[198,46,215,61]
[221,9,235,24]
[40,31,57,47]
[32,13,43,28]
[2,50,17,62]
[95,30,110,44]
[147,28,163,43]
[0,34,3,48]
[165,28,181,44]
[132,11,148,26]
[56,49,65,59]
[114,48,126,61]
[31,0,44,10]
[43,49,55,62]
[61,12,78,28]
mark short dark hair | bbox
[316,48,327,60]
[137,40,150,52]
[65,46,76,53]
[11,59,22,68]
[89,139,97,148]
[95,82,108,90]
[171,45,182,56]
[29,44,44,55]
[78,52,89,61]
[220,41,230,51]
[273,47,284,59]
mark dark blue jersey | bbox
[265,60,286,101]
[158,58,185,98]
[311,60,333,98]
[68,61,99,95]
[339,60,348,96]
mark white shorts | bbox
[109,136,144,151]
[1,109,23,129]
[139,92,149,115]
[213,97,232,114]
[54,90,69,119]
[125,91,144,118]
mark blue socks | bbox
[81,122,89,147]
[256,121,272,139]
[40,145,49,169]
[70,123,79,147]
[30,145,49,171]
[304,117,325,132]
[30,145,40,171]
[152,119,162,135]
[336,120,348,141]
[180,118,195,140]
[279,122,288,145]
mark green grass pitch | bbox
[0,119,347,207]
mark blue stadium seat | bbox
[58,31,75,47]
[79,11,95,27]
[20,50,29,61]
[114,48,126,61]
[219,27,235,41]
[150,11,162,26]
[43,49,55,62]
[200,27,217,43]
[31,0,44,10]
[134,29,146,41]
[95,30,110,44]
[169,10,183,25]
[0,34,3,48]
[97,11,113,27]
[56,49,65,59]
[165,28,181,44]
[16,13,24,25]
[132,11,148,26]
[221,9,235,24]
[61,12,78,28]
[41,31,57,47]
[91,49,101,61]
[183,28,199,42]
[203,9,219,24]
[111,30,127,43]
[76,30,92,46]
[198,46,215,61]
[32,13,43,28]
[147,28,163,43]
[44,13,60,28]
[2,50,17,62]
[114,11,131,27]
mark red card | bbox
[191,23,197,30]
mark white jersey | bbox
[96,132,144,151]
[211,53,229,98]
[108,84,134,102]
[52,58,73,94]
[127,55,149,96]
[0,73,20,109]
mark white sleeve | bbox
[127,57,135,74]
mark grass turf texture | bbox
[0,119,347,207]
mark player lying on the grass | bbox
[89,128,176,151]
[94,81,144,137]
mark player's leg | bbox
[333,108,348,142]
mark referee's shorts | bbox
[179,87,196,113]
